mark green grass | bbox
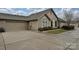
[47,29,67,34]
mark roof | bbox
[58,18,66,23]
[0,13,27,21]
[26,8,58,21]
[0,8,58,21]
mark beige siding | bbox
[5,21,27,32]
[38,16,51,28]
[29,21,38,31]
[0,20,38,32]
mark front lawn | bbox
[47,29,67,34]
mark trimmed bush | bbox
[61,25,74,30]
[38,27,53,31]
[0,28,5,32]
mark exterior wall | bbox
[0,20,38,32]
[29,21,38,31]
[38,16,51,28]
[59,22,79,28]
[75,23,78,27]
[47,11,58,28]
[5,20,27,32]
[52,20,55,28]
[0,20,6,29]
[70,23,78,28]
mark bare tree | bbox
[63,9,73,26]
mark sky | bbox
[0,8,79,19]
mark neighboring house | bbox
[70,20,79,28]
[58,18,79,28]
[0,8,59,32]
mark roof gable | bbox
[44,14,52,21]
[26,8,58,21]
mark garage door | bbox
[5,21,26,32]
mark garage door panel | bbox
[6,21,26,31]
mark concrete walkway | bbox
[0,28,79,50]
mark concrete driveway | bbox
[0,33,5,50]
[0,28,79,50]
[0,31,65,50]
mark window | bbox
[51,21,53,27]
[43,19,47,27]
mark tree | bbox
[63,9,73,26]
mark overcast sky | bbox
[0,8,79,19]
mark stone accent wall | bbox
[38,16,51,28]
[38,11,58,29]
[47,11,58,28]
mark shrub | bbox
[38,28,43,31]
[61,25,74,30]
[0,28,5,32]
[38,27,53,31]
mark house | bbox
[0,8,59,32]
